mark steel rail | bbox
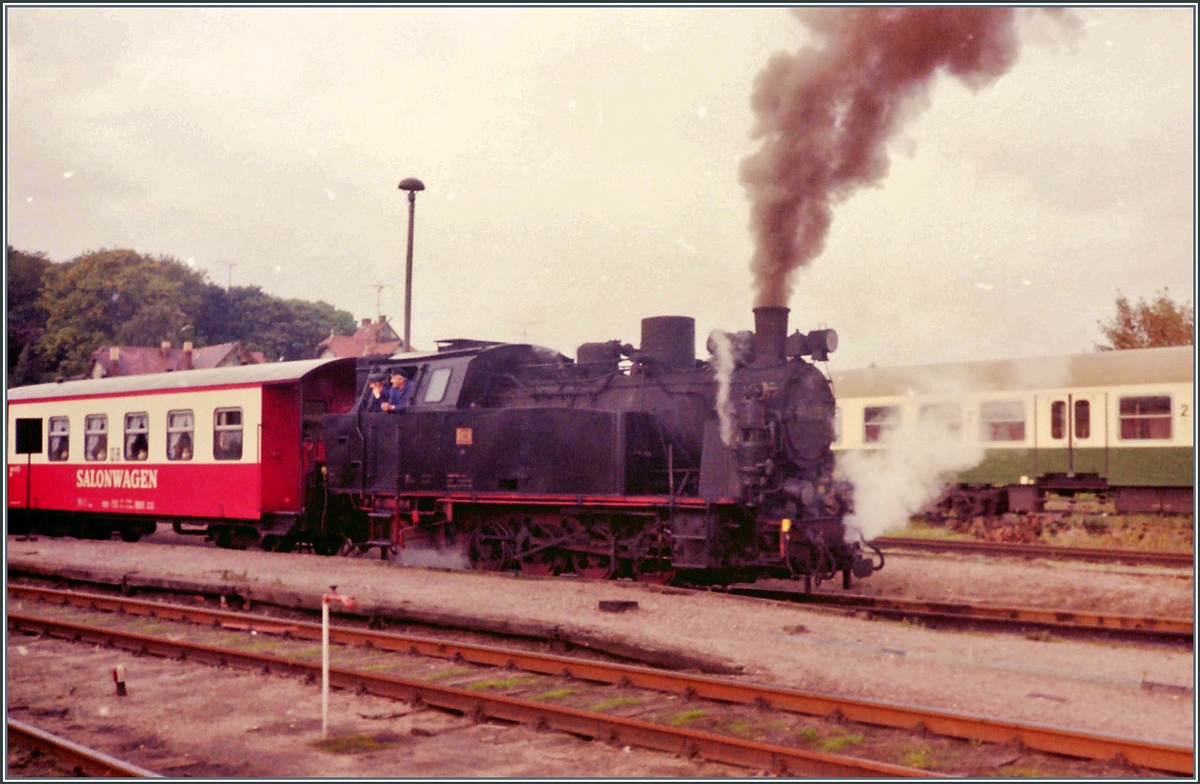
[7,611,934,778]
[875,537,1194,568]
[8,585,1193,775]
[7,718,163,778]
[725,586,1194,640]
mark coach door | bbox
[1042,393,1101,479]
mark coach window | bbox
[1074,400,1091,439]
[85,415,108,461]
[1050,401,1066,440]
[124,413,150,461]
[48,417,69,461]
[1119,396,1171,440]
[919,402,962,439]
[214,408,244,460]
[980,400,1025,442]
[167,410,194,461]
[863,405,901,443]
[423,367,453,403]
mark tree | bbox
[6,246,54,385]
[197,287,356,361]
[34,249,207,378]
[1096,289,1194,351]
[11,245,359,384]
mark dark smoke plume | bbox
[740,8,1063,307]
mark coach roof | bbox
[830,345,1195,399]
[6,357,357,401]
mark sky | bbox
[5,6,1195,371]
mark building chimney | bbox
[378,315,387,323]
[109,346,121,377]
[182,341,193,371]
[361,318,371,327]
[161,340,171,354]
[753,306,789,366]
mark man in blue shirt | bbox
[382,369,413,412]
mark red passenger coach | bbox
[7,358,357,546]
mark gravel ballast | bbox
[6,535,1195,749]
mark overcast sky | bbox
[5,7,1195,370]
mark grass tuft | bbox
[818,732,863,752]
[310,733,397,754]
[665,709,707,726]
[590,696,642,711]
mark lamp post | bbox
[398,177,425,352]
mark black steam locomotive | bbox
[321,306,883,588]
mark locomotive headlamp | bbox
[785,329,839,361]
[811,329,838,356]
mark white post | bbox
[322,599,330,738]
[319,586,356,740]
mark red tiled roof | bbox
[317,318,405,358]
[90,342,262,378]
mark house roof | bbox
[317,318,405,358]
[90,342,255,377]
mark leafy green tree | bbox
[280,298,357,359]
[195,286,355,361]
[12,246,357,383]
[1097,289,1194,350]
[6,246,54,385]
[34,249,207,378]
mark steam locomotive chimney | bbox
[753,306,789,366]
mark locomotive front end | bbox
[719,307,881,587]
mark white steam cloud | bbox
[837,411,984,543]
[710,330,736,445]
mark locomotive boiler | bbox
[322,306,883,588]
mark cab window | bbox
[423,367,453,403]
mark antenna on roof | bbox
[507,318,542,343]
[371,283,393,320]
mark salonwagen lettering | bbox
[76,469,159,490]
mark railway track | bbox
[7,718,162,777]
[8,584,1193,776]
[8,608,932,778]
[875,537,1194,568]
[723,586,1194,643]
